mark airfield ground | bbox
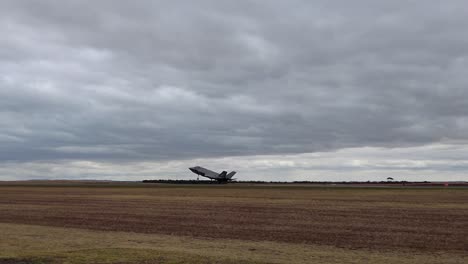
[0,182,467,263]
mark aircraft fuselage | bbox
[189,166,236,183]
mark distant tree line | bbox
[142,179,436,185]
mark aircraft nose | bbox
[189,167,197,173]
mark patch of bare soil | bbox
[0,258,52,264]
[0,186,467,252]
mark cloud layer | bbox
[2,144,468,182]
[1,1,468,180]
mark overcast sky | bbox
[1,1,468,181]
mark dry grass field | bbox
[0,183,467,263]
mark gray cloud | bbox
[2,144,468,181]
[1,1,468,180]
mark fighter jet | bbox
[189,166,237,183]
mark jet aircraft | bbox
[189,166,236,183]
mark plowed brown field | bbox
[1,184,467,254]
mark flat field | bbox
[0,183,467,263]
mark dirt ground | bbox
[0,183,467,263]
[1,184,467,251]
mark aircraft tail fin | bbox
[226,171,236,179]
[218,171,227,178]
